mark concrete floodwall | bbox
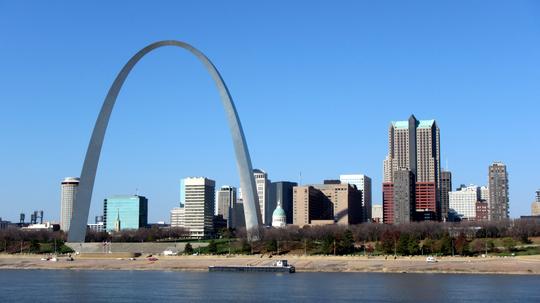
[66,242,208,255]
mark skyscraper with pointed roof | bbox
[383,115,441,223]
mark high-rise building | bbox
[183,177,215,238]
[179,179,186,205]
[60,177,80,231]
[216,185,237,228]
[393,169,415,224]
[230,199,245,229]
[449,185,480,220]
[382,115,441,222]
[382,183,394,224]
[253,169,271,225]
[476,201,489,221]
[371,204,383,223]
[440,170,452,221]
[480,186,489,203]
[170,206,185,227]
[270,181,297,224]
[292,183,362,226]
[531,189,540,216]
[103,195,148,232]
[340,174,372,222]
[293,186,332,226]
[488,162,509,220]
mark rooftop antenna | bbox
[299,171,302,186]
[135,188,139,196]
[445,158,449,171]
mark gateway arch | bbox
[68,40,261,243]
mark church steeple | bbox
[114,208,121,232]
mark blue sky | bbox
[0,1,539,223]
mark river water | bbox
[0,270,538,302]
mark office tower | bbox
[488,162,509,220]
[316,183,363,224]
[340,174,372,222]
[480,186,489,203]
[180,179,186,205]
[170,207,185,227]
[292,183,362,226]
[231,199,245,228]
[371,204,383,223]
[183,177,215,238]
[531,190,540,216]
[60,177,80,231]
[382,115,441,222]
[323,180,341,184]
[382,183,394,224]
[271,181,298,224]
[293,186,331,226]
[449,185,480,220]
[440,170,452,220]
[253,169,271,225]
[216,185,237,228]
[393,169,415,224]
[103,195,148,232]
[476,201,489,221]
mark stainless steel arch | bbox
[67,40,261,242]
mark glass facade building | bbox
[103,195,148,232]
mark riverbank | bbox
[2,254,540,274]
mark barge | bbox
[209,260,295,273]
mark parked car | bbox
[426,256,437,263]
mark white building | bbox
[253,169,271,225]
[371,204,383,223]
[170,207,185,228]
[340,174,372,222]
[22,222,58,231]
[449,185,480,220]
[60,177,79,231]
[87,222,105,232]
[183,177,215,238]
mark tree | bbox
[265,239,277,253]
[29,239,40,253]
[407,236,420,255]
[321,235,335,255]
[454,233,469,256]
[338,230,355,255]
[240,239,252,254]
[380,230,399,255]
[184,242,194,255]
[208,240,218,254]
[397,234,410,255]
[439,233,453,255]
[502,238,516,253]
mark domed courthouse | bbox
[272,201,287,228]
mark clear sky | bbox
[0,1,539,223]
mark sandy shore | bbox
[2,254,540,275]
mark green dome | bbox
[272,205,286,218]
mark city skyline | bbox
[1,2,539,222]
